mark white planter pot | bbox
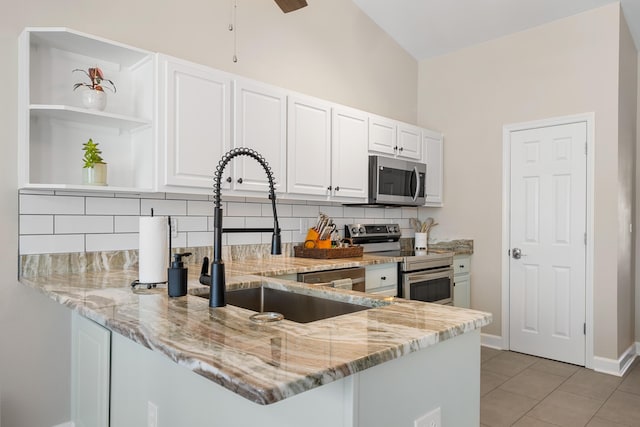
[83,163,107,186]
[81,89,107,111]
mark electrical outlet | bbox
[415,407,441,427]
[170,217,178,238]
[147,401,158,427]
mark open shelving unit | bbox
[18,27,156,192]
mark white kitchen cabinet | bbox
[331,106,368,199]
[18,27,155,192]
[71,312,110,427]
[287,94,332,197]
[158,54,232,190]
[453,254,471,308]
[368,114,396,156]
[423,129,444,207]
[368,114,421,161]
[365,263,398,296]
[396,122,422,160]
[232,78,287,193]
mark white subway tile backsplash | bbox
[187,231,214,247]
[115,216,140,233]
[188,200,214,216]
[176,216,208,232]
[140,199,187,216]
[227,232,262,245]
[20,235,85,254]
[85,233,138,252]
[292,205,319,218]
[19,191,417,254]
[227,202,262,217]
[246,217,274,228]
[269,203,292,217]
[20,195,84,215]
[86,197,140,215]
[343,206,365,218]
[55,216,113,234]
[20,215,54,235]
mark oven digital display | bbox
[364,225,389,234]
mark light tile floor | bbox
[480,347,640,426]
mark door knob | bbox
[512,248,524,259]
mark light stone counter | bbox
[19,254,491,406]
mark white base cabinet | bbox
[365,263,397,296]
[71,312,110,427]
[453,254,471,309]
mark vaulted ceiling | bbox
[352,0,640,60]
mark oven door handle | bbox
[407,272,450,282]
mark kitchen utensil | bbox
[410,218,422,232]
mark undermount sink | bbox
[196,285,371,323]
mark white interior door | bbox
[509,121,586,366]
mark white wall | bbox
[417,3,633,359]
[1,1,418,425]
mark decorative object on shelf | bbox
[82,138,107,185]
[73,67,116,111]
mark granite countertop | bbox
[19,253,490,405]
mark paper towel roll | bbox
[139,216,168,284]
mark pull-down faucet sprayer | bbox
[199,148,281,308]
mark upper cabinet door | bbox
[397,123,422,160]
[287,94,332,196]
[159,54,232,189]
[233,78,287,193]
[331,106,368,200]
[423,129,444,206]
[368,114,397,156]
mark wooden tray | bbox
[294,245,363,259]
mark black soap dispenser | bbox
[168,252,191,297]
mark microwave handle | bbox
[411,166,420,202]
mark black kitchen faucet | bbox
[199,148,282,307]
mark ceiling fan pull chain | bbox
[230,0,238,62]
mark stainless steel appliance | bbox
[346,156,427,207]
[345,223,454,304]
[297,267,366,292]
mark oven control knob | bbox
[358,226,366,234]
[351,227,359,235]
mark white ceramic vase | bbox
[81,89,107,111]
[83,163,107,186]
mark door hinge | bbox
[583,323,586,335]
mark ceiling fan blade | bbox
[274,0,308,13]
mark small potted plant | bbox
[82,138,107,186]
[73,67,116,111]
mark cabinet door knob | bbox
[381,276,386,280]
[237,178,243,184]
[327,186,332,191]
[335,186,340,191]
[459,264,465,268]
[226,176,232,183]
[399,147,404,151]
[394,146,398,151]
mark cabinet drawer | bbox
[453,255,471,275]
[365,263,398,291]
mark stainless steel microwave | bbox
[365,155,426,207]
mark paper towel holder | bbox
[131,209,170,290]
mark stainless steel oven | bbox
[401,262,454,305]
[345,223,454,304]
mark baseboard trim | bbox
[481,333,505,350]
[593,343,637,377]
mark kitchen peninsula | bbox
[20,253,490,426]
